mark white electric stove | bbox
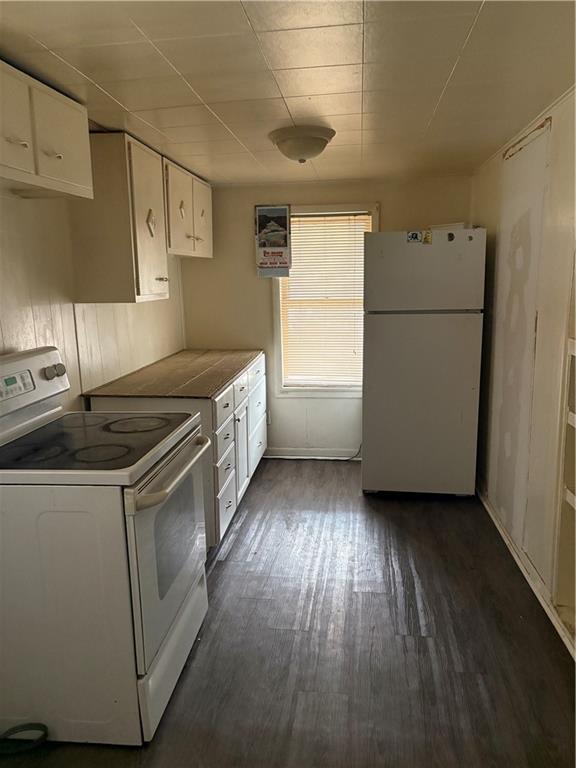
[0,347,211,745]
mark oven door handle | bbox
[134,435,211,512]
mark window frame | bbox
[273,202,380,399]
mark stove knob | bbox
[43,365,57,380]
[54,363,67,376]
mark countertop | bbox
[84,349,263,400]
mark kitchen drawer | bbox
[248,377,266,433]
[233,373,249,408]
[248,356,265,390]
[214,414,234,462]
[213,383,234,429]
[217,470,237,539]
[249,413,267,477]
[215,441,236,493]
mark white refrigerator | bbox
[362,228,486,495]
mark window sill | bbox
[276,386,362,400]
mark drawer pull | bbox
[225,500,233,509]
[224,463,232,471]
[42,149,64,159]
[5,136,30,149]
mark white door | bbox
[32,87,91,188]
[234,401,250,502]
[125,432,209,674]
[364,229,486,312]
[165,160,195,257]
[0,69,34,173]
[129,140,169,296]
[362,312,483,494]
[192,177,213,258]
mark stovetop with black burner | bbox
[0,412,192,471]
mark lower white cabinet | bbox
[234,400,250,503]
[89,352,267,550]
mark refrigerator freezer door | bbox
[362,312,483,494]
[364,229,486,312]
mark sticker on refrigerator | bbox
[406,230,432,244]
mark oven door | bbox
[124,428,211,675]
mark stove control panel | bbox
[0,369,35,401]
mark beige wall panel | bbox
[0,193,82,407]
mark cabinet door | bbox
[165,161,195,257]
[32,87,91,188]
[234,401,250,502]
[128,140,169,297]
[192,177,213,258]
[0,70,34,173]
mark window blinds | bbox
[279,212,372,387]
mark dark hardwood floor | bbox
[9,460,574,767]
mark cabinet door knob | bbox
[186,233,194,239]
[224,463,232,471]
[155,276,169,282]
[193,235,204,242]
[42,149,64,159]
[223,402,230,409]
[179,200,186,219]
[225,500,233,509]
[5,136,30,149]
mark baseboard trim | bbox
[264,448,360,460]
[479,491,575,658]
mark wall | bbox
[181,176,472,456]
[0,191,185,406]
[0,194,82,407]
[74,254,185,393]
[471,90,575,596]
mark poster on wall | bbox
[255,205,291,277]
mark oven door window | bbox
[127,443,206,672]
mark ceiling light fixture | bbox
[268,125,336,163]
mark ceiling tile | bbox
[365,1,480,24]
[312,144,362,165]
[156,34,269,76]
[292,113,362,131]
[244,2,362,31]
[330,130,362,146]
[363,58,453,92]
[162,124,235,143]
[285,92,362,119]
[208,98,291,124]
[0,49,89,90]
[53,41,174,82]
[93,76,201,111]
[0,23,45,57]
[252,150,318,178]
[133,104,220,129]
[185,70,281,102]
[447,1,574,89]
[166,139,247,157]
[362,89,438,120]
[230,119,294,151]
[274,64,361,97]
[364,14,473,64]
[124,1,251,40]
[0,2,143,48]
[257,25,362,69]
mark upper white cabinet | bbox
[164,160,195,257]
[70,133,169,303]
[0,69,34,174]
[0,60,92,198]
[32,87,92,190]
[164,159,213,259]
[192,177,213,259]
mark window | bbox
[278,208,374,389]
